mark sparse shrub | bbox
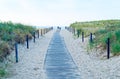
[94,26,120,55]
[111,42,120,55]
[0,41,10,61]
[15,34,26,44]
[96,29,108,35]
[27,33,33,39]
[89,41,95,49]
[1,33,14,42]
[0,21,36,61]
[115,30,120,41]
[0,68,6,77]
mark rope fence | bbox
[65,27,110,59]
[14,27,53,63]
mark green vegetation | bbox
[0,21,36,78]
[70,19,120,56]
[70,20,120,36]
[0,68,6,77]
[0,21,36,61]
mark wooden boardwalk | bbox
[44,30,81,79]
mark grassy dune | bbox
[0,21,36,77]
[70,19,120,56]
[0,21,36,61]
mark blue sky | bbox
[0,0,120,26]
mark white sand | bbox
[61,30,120,79]
[5,30,55,79]
[4,29,120,79]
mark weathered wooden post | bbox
[90,33,93,42]
[26,35,29,49]
[33,32,35,43]
[107,38,110,59]
[77,29,80,37]
[15,43,18,63]
[38,30,39,38]
[82,32,84,42]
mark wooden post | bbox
[90,33,93,42]
[15,43,18,63]
[33,32,35,43]
[77,29,80,37]
[38,30,39,38]
[82,32,84,42]
[26,35,29,49]
[107,38,110,59]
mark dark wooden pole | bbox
[107,38,110,59]
[15,43,18,63]
[38,30,39,38]
[26,35,29,49]
[90,33,93,42]
[33,32,35,43]
[82,32,84,42]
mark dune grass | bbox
[0,21,36,78]
[0,21,36,61]
[70,19,120,56]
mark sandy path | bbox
[5,30,55,79]
[61,29,120,79]
[4,29,120,79]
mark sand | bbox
[61,29,120,79]
[5,30,55,79]
[3,29,120,79]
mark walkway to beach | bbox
[6,29,119,79]
[44,30,81,79]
